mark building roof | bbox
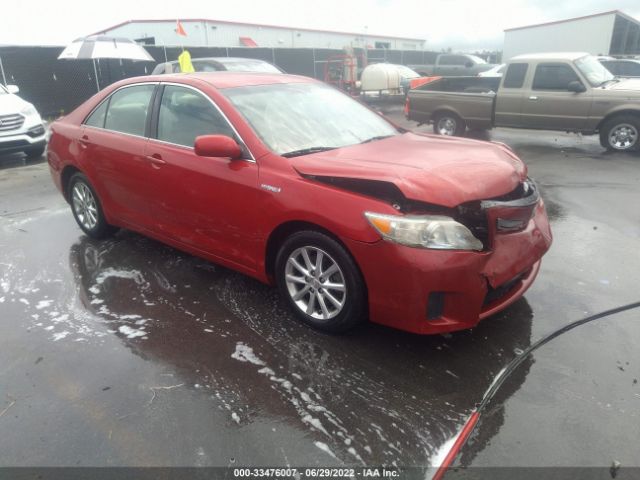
[510,52,590,61]
[95,19,425,43]
[504,10,639,32]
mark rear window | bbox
[503,63,528,88]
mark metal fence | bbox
[0,45,439,118]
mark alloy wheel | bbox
[72,182,98,230]
[436,117,457,136]
[608,123,638,150]
[284,246,347,320]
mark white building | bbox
[95,19,425,50]
[503,10,640,60]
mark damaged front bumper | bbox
[343,194,552,335]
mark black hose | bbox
[477,300,640,412]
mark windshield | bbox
[575,55,614,86]
[221,61,282,73]
[224,82,398,155]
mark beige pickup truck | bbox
[406,52,640,152]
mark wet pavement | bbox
[1,110,639,473]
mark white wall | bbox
[503,14,616,60]
[104,21,424,50]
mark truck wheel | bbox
[600,115,640,152]
[433,112,466,136]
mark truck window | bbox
[532,64,580,90]
[503,63,528,88]
[439,55,467,66]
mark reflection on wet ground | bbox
[1,113,639,469]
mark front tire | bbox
[68,173,117,239]
[600,115,640,152]
[275,231,366,333]
[433,112,466,136]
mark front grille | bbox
[0,139,29,149]
[0,113,25,132]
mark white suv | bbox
[0,84,47,158]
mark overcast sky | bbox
[2,0,640,50]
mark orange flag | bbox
[176,20,187,36]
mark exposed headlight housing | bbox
[20,104,38,117]
[364,212,483,251]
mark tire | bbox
[599,115,640,152]
[68,173,117,239]
[433,112,466,136]
[23,145,45,158]
[275,231,366,333]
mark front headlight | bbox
[364,212,483,251]
[20,104,38,117]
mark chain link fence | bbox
[0,45,439,119]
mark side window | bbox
[532,64,580,90]
[156,85,235,147]
[104,85,155,137]
[439,55,466,66]
[503,63,528,88]
[85,100,108,128]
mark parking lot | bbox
[1,107,639,474]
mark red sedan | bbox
[47,73,552,334]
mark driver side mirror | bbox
[465,61,473,68]
[567,80,586,93]
[194,135,242,159]
[6,84,19,94]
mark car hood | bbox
[292,133,527,207]
[0,93,28,115]
[606,78,640,91]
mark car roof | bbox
[510,52,589,61]
[141,71,316,89]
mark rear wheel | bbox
[68,173,117,239]
[600,115,640,152]
[433,112,466,136]
[275,231,366,333]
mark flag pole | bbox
[92,58,100,92]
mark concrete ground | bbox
[0,109,639,475]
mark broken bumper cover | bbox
[344,200,552,335]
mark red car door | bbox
[143,84,261,270]
[80,83,158,229]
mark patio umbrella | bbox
[58,35,154,91]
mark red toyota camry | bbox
[47,72,552,334]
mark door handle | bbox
[146,153,166,168]
[79,134,89,149]
[528,96,539,101]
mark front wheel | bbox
[600,115,640,152]
[68,173,117,239]
[433,112,466,136]
[275,231,366,333]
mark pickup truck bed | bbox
[407,76,501,130]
